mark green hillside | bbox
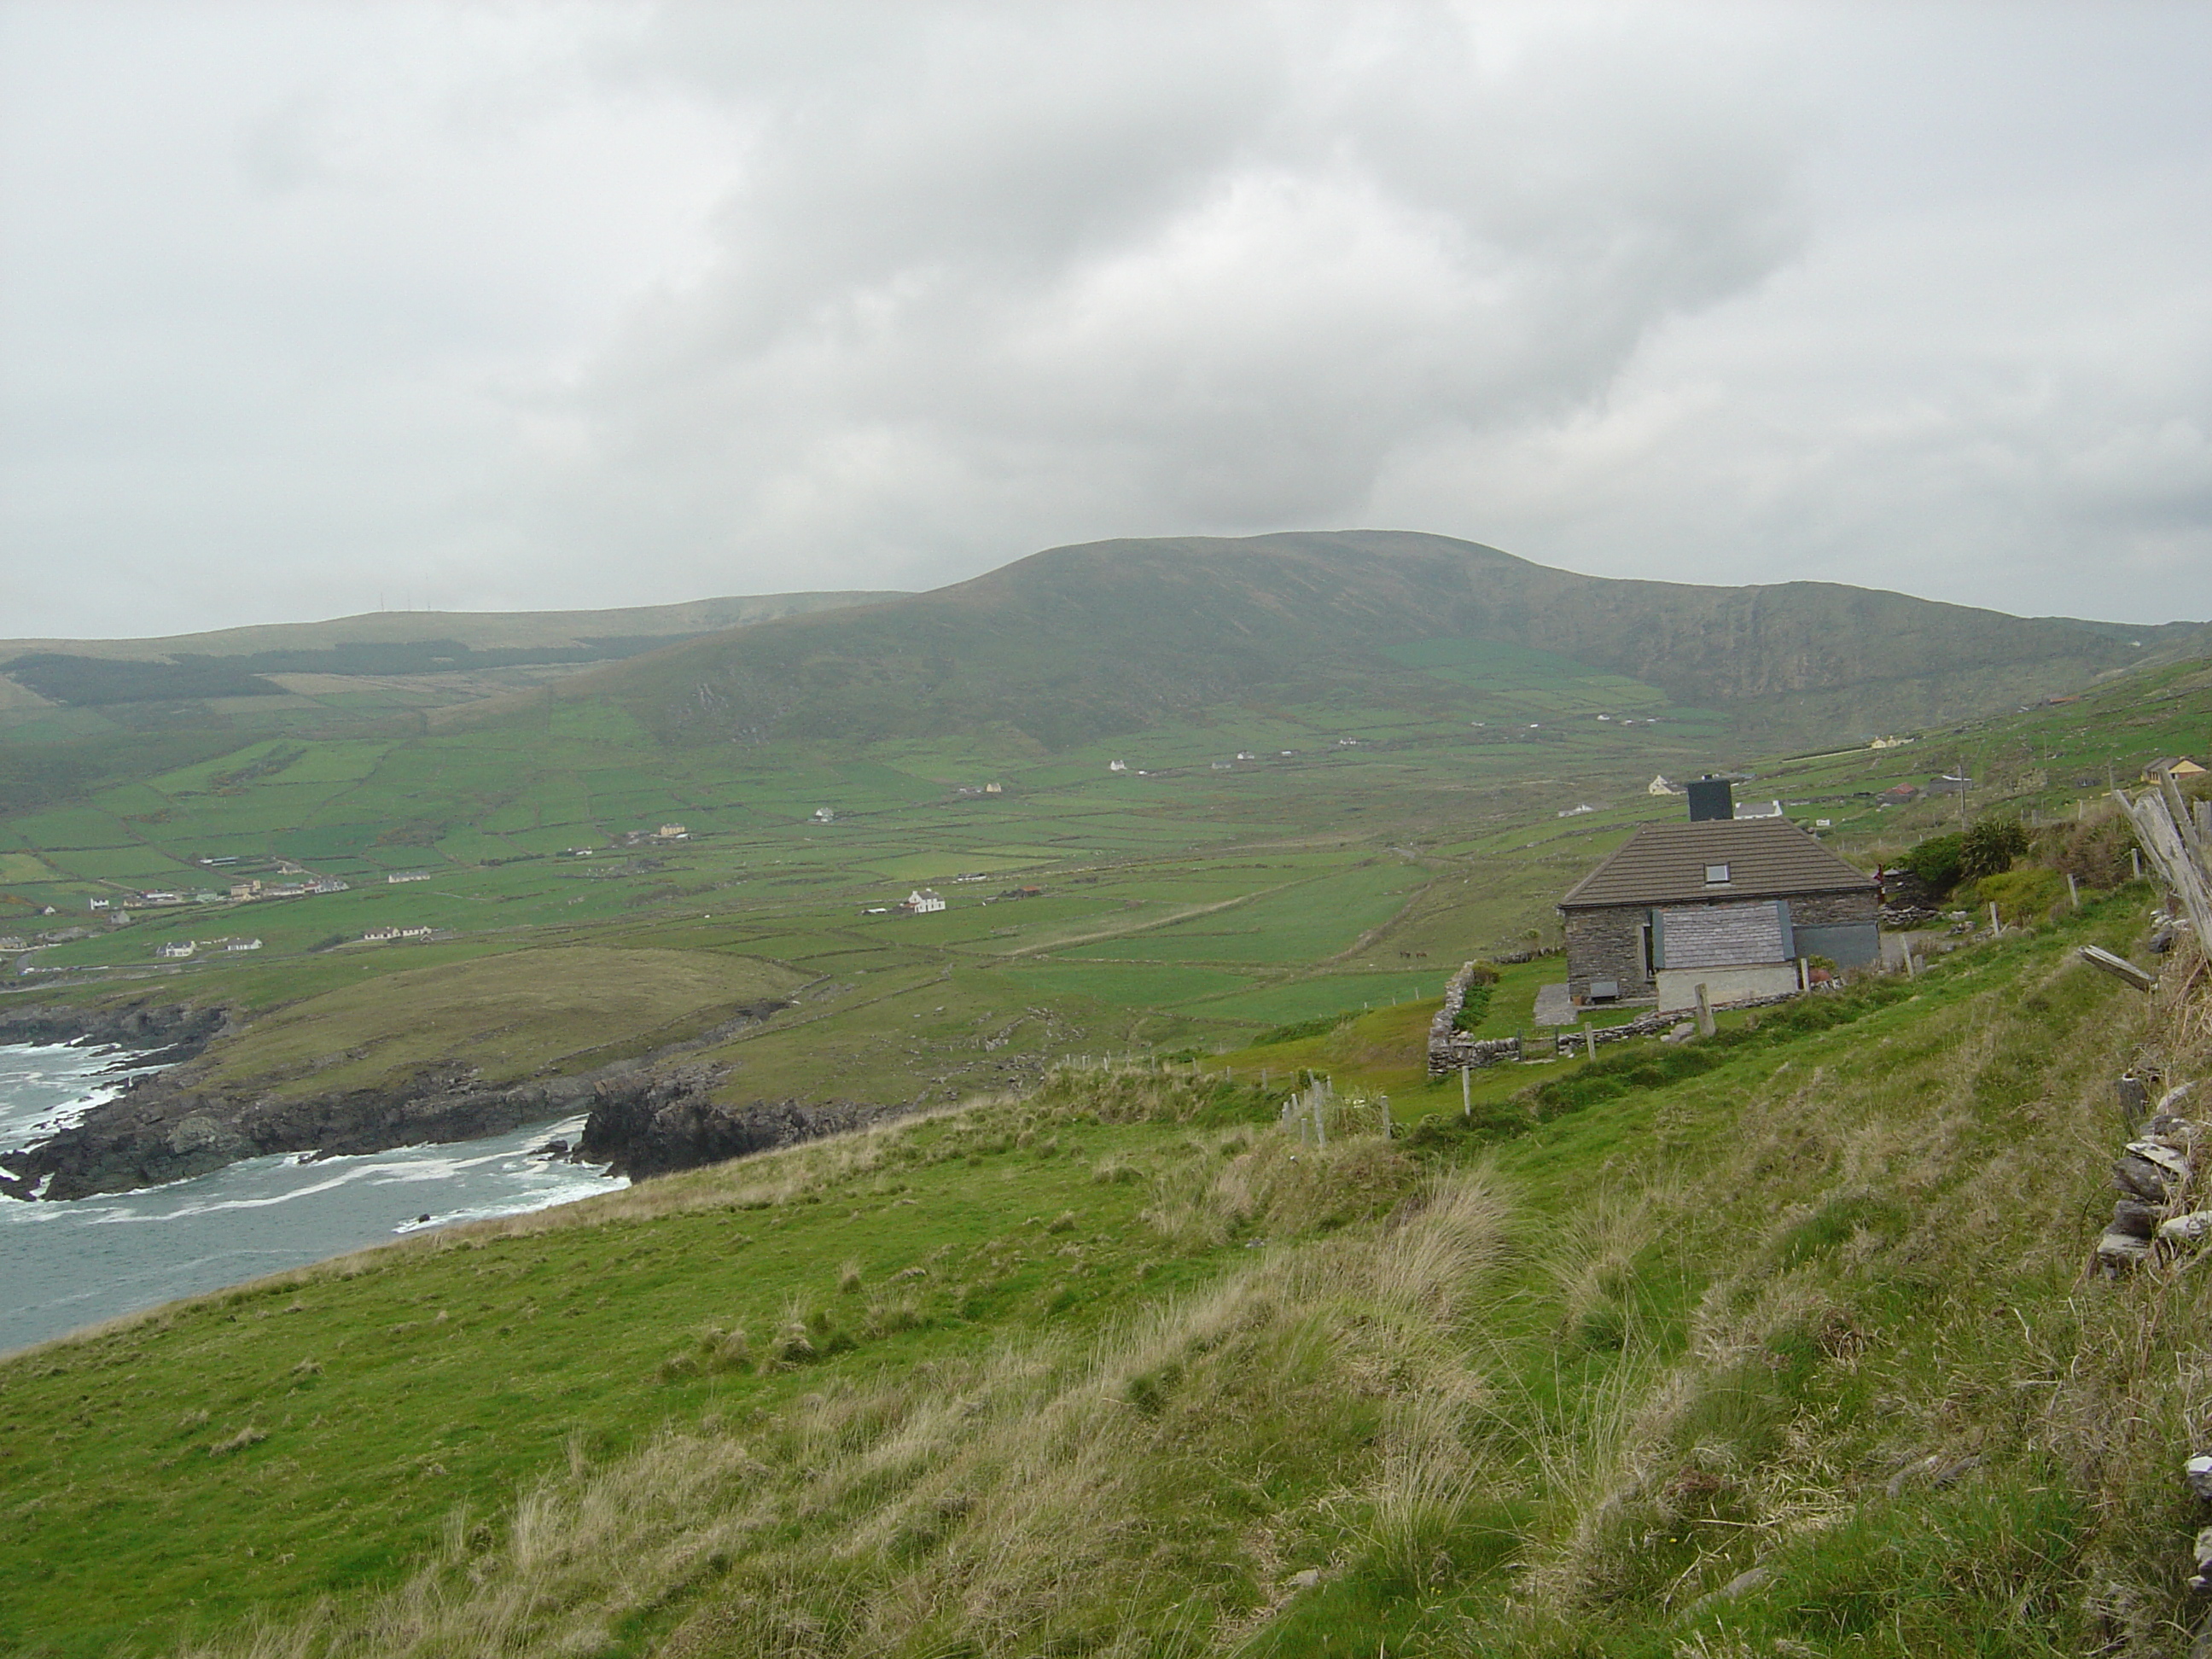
[568,531,2204,753]
[3,894,2203,1656]
[0,591,904,668]
[5,576,2210,1132]
[0,591,905,762]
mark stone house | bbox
[1557,812,1879,1013]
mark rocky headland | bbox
[0,997,908,1201]
[571,1068,909,1180]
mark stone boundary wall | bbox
[1426,964,1813,1077]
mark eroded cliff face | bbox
[0,1000,230,1066]
[573,1070,907,1180]
[0,998,903,1200]
[0,1061,611,1201]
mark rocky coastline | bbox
[572,1068,910,1180]
[0,999,230,1069]
[0,998,911,1202]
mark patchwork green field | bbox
[7,639,2210,1121]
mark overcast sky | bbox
[3,1,2209,639]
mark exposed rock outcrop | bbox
[0,999,230,1067]
[0,1062,609,1201]
[573,1068,910,1180]
[0,996,903,1200]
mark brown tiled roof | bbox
[1558,818,1877,910]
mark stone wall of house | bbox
[1563,907,1651,1002]
[1787,889,1879,928]
[1563,888,1877,1002]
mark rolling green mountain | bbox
[553,531,2204,752]
[0,590,905,716]
[0,590,905,670]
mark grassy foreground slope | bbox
[4,890,2205,1656]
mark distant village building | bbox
[1732,799,1785,820]
[387,870,431,884]
[88,897,109,911]
[154,940,195,959]
[363,924,434,943]
[1109,760,1128,773]
[1557,803,1596,818]
[1647,775,1685,796]
[230,881,262,900]
[900,888,947,915]
[1924,771,1972,797]
[1868,736,1913,750]
[1237,752,1257,761]
[1876,784,1920,807]
[657,824,689,841]
[2144,757,2207,783]
[0,936,26,952]
[984,782,1004,794]
[226,937,263,952]
[812,807,835,823]
[1557,781,1879,1014]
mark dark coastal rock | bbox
[0,999,230,1066]
[1,994,900,1200]
[574,1069,910,1180]
[0,1063,611,1201]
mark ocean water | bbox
[0,1042,626,1353]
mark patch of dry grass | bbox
[169,1138,1512,1659]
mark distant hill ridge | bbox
[0,591,906,664]
[0,591,905,710]
[538,531,2207,751]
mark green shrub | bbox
[1900,832,1964,894]
[1958,814,2029,882]
[1451,984,1494,1033]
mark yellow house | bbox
[2143,757,2207,782]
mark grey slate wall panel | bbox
[1656,900,1790,969]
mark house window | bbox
[1704,863,1731,885]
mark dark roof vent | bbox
[1685,776,1734,823]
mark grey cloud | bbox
[535,3,1805,591]
[3,2,2208,635]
